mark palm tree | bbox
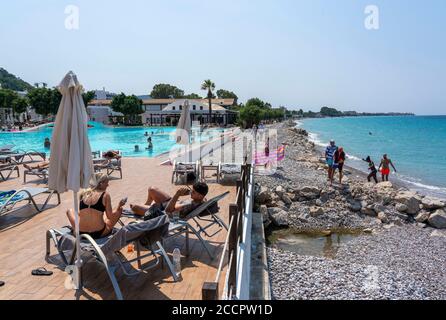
[201,79,215,124]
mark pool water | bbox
[0,122,225,158]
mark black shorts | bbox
[337,163,344,171]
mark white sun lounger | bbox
[46,214,178,300]
[0,187,61,217]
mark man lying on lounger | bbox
[24,160,50,171]
[129,182,209,219]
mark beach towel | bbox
[254,145,286,165]
[0,191,25,206]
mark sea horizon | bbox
[298,115,446,199]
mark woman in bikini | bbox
[66,173,126,239]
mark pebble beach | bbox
[256,121,446,300]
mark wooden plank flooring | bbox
[0,158,234,300]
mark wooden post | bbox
[202,282,219,300]
[228,204,238,292]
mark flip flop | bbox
[0,281,4,287]
[31,267,53,276]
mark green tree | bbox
[150,84,184,99]
[216,89,238,105]
[82,90,95,107]
[184,93,202,99]
[110,93,143,125]
[201,79,216,123]
[245,97,270,109]
[239,104,262,128]
[27,87,61,117]
[12,96,28,121]
[320,106,343,117]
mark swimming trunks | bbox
[381,168,390,175]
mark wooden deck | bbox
[0,158,234,300]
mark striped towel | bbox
[254,145,286,164]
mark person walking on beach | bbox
[334,147,346,184]
[379,154,397,182]
[362,156,378,183]
[325,140,338,185]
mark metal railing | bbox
[202,154,254,300]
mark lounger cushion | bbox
[58,215,169,260]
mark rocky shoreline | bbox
[256,121,446,300]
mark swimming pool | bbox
[0,122,225,158]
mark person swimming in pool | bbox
[379,154,397,182]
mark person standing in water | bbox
[334,147,346,184]
[147,137,153,150]
[325,140,338,185]
[44,137,51,149]
[363,156,378,183]
[379,154,397,182]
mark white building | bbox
[94,88,117,100]
[88,98,237,126]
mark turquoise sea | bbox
[300,116,446,198]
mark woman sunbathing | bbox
[24,161,50,171]
[66,173,126,239]
[129,182,209,219]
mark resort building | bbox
[87,98,238,126]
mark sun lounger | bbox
[93,158,122,179]
[0,151,46,165]
[121,191,229,259]
[171,161,200,184]
[0,144,15,154]
[0,163,20,181]
[46,214,179,300]
[217,163,242,183]
[23,168,49,183]
[0,187,61,217]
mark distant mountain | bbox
[0,68,34,92]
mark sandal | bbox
[0,281,4,287]
[31,267,53,276]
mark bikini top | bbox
[80,192,106,213]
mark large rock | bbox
[309,206,324,217]
[281,193,293,206]
[361,207,376,217]
[394,191,421,215]
[373,204,387,214]
[377,212,389,224]
[421,197,446,210]
[275,186,285,197]
[299,186,321,199]
[375,181,393,190]
[256,187,271,204]
[428,209,446,229]
[396,203,408,213]
[260,205,269,221]
[270,210,289,227]
[349,201,362,212]
[415,211,430,223]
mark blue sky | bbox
[1,0,445,114]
